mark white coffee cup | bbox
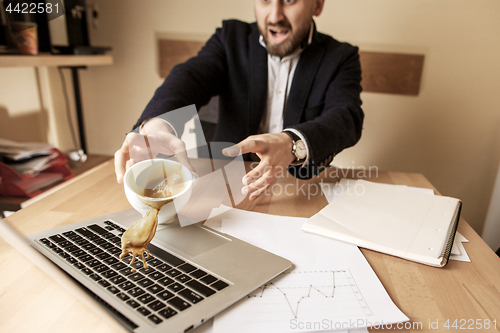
[124,159,198,224]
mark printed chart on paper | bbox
[247,269,373,322]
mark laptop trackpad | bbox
[154,224,230,257]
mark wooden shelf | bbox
[0,54,113,68]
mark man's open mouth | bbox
[268,27,290,45]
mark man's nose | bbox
[268,1,285,24]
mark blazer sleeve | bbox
[133,26,229,136]
[288,45,364,179]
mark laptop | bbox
[0,209,292,333]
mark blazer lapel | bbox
[248,28,268,136]
[283,33,325,127]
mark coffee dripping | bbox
[119,164,185,272]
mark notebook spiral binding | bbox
[438,201,462,267]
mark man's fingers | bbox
[128,143,154,162]
[114,150,125,184]
[248,184,270,201]
[242,169,275,196]
[125,158,136,171]
[174,149,196,172]
[242,162,269,186]
[127,132,155,161]
[114,140,129,183]
[167,137,196,172]
[222,144,241,157]
[222,135,266,157]
[236,137,265,155]
[125,132,146,147]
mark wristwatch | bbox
[283,131,307,165]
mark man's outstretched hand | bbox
[114,118,195,184]
[222,132,295,201]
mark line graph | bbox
[247,269,373,320]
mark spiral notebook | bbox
[302,180,462,267]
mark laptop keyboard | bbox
[37,220,229,326]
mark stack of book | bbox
[0,138,73,198]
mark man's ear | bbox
[313,0,325,16]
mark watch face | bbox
[295,140,306,160]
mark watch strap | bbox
[283,131,306,165]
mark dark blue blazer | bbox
[136,20,364,179]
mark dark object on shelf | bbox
[64,0,89,47]
[0,0,19,53]
[33,0,52,53]
[50,0,110,55]
[53,45,112,55]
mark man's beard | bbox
[260,20,310,58]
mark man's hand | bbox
[114,118,195,184]
[222,133,296,201]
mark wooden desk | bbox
[1,160,499,332]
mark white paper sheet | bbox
[204,206,408,333]
[451,240,461,255]
[450,233,470,262]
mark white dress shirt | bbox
[258,25,313,165]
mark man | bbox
[115,0,363,201]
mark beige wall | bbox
[0,67,46,143]
[0,65,81,151]
[1,0,499,236]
